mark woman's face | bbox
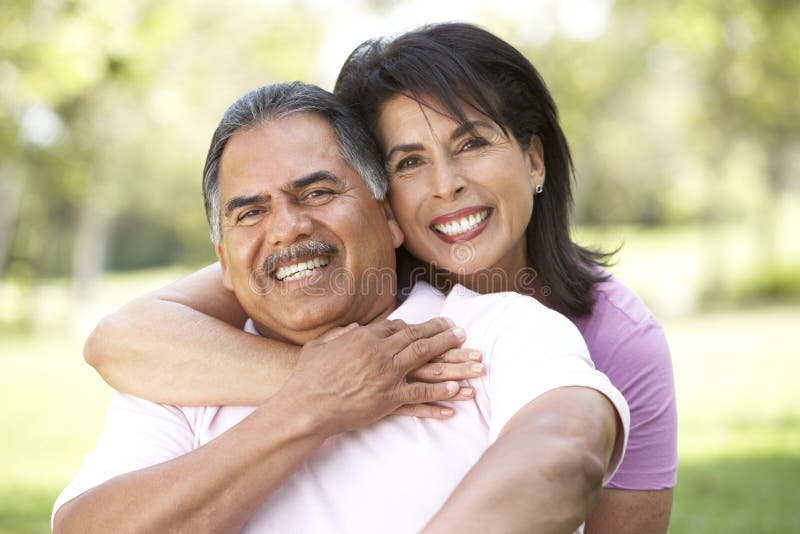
[377,94,545,281]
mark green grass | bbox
[667,306,800,532]
[672,455,800,532]
[0,329,112,533]
[1,269,799,532]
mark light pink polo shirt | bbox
[54,282,629,533]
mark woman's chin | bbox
[429,261,504,283]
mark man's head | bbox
[203,82,403,344]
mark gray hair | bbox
[202,81,388,244]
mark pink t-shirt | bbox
[54,282,630,533]
[569,273,678,489]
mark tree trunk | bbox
[0,169,24,276]
[72,192,110,300]
[758,138,786,272]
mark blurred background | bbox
[1,0,799,532]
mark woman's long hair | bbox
[335,22,614,316]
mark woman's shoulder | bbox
[573,269,670,368]
[589,270,659,327]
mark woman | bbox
[87,23,676,532]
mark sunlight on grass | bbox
[0,330,113,533]
[666,306,800,533]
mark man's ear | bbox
[526,135,546,191]
[215,243,235,292]
[382,201,405,249]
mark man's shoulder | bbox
[391,281,448,323]
[396,281,582,351]
[443,284,567,328]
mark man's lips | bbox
[272,255,332,282]
[262,240,338,281]
[430,207,492,240]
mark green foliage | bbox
[740,264,800,308]
[0,0,323,283]
[505,0,800,226]
[1,0,798,304]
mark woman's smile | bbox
[430,207,493,242]
[378,94,545,283]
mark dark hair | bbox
[334,22,613,316]
[202,81,387,244]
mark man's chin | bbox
[248,300,351,345]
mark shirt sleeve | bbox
[481,296,631,483]
[600,318,678,490]
[52,393,196,525]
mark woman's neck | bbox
[426,262,553,308]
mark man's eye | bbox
[237,209,264,222]
[303,189,334,203]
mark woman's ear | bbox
[382,202,405,249]
[526,135,546,191]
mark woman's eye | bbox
[461,137,488,152]
[395,156,421,171]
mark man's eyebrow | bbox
[450,119,497,141]
[225,194,268,218]
[288,171,345,191]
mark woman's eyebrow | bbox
[384,119,497,160]
[450,119,496,140]
[385,143,424,161]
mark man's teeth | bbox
[433,210,490,236]
[275,257,330,281]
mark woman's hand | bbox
[282,317,483,436]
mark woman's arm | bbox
[84,263,294,405]
[86,263,484,407]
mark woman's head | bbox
[335,22,611,315]
[373,93,544,288]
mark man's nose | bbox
[265,201,313,246]
[430,159,466,201]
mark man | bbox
[53,82,629,533]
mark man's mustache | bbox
[262,240,338,275]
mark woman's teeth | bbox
[274,257,329,281]
[432,210,490,236]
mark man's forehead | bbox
[218,115,357,193]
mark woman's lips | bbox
[430,207,492,243]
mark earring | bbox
[535,184,544,194]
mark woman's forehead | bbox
[377,93,507,142]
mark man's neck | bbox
[250,298,399,345]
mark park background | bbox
[1,0,799,532]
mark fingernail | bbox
[446,381,459,394]
[444,318,455,327]
[471,363,484,374]
[469,352,482,361]
[460,387,474,397]
[440,408,454,416]
[452,327,466,339]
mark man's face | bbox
[215,112,403,344]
